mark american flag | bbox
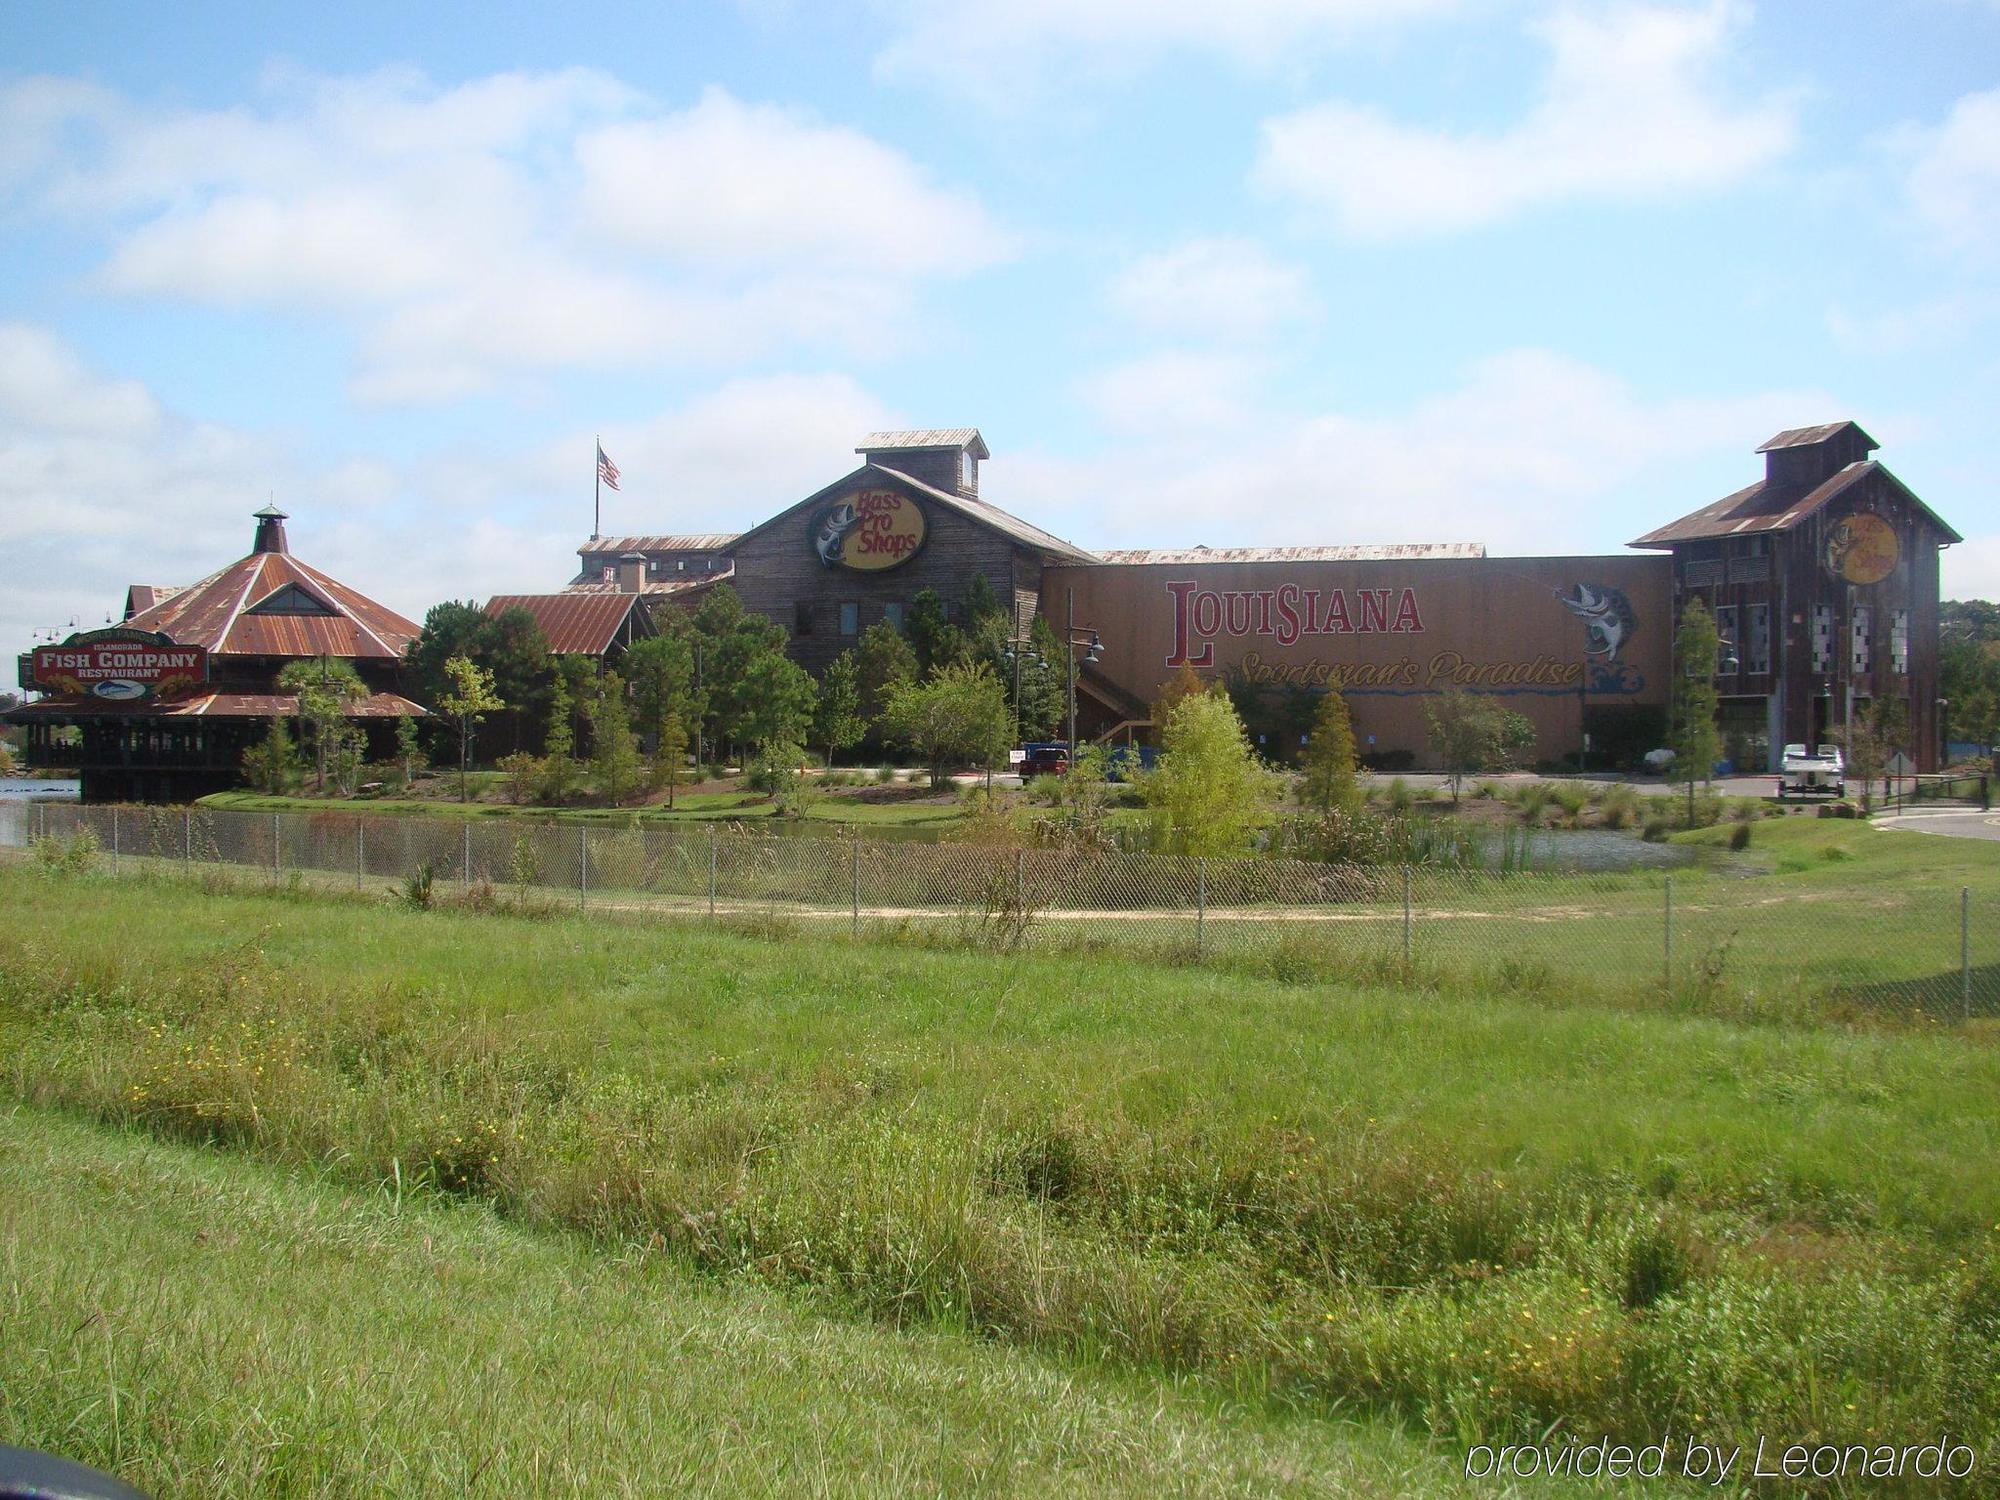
[596,443,621,492]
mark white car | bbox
[1777,743,1845,799]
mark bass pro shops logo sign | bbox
[811,490,926,572]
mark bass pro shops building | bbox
[585,421,1960,772]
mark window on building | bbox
[1811,604,1834,674]
[1891,610,1910,674]
[883,602,905,629]
[1747,603,1771,675]
[961,450,976,490]
[794,603,815,637]
[839,602,859,636]
[1851,607,1872,675]
[1714,606,1738,676]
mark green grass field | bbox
[199,786,968,832]
[2,1108,1516,1498]
[4,858,1999,1493]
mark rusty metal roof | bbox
[575,534,738,556]
[1629,460,1963,548]
[486,593,648,656]
[858,429,989,458]
[1756,421,1877,453]
[123,551,419,661]
[10,690,427,721]
[123,584,186,617]
[563,569,731,597]
[1094,543,1487,565]
[874,465,1096,562]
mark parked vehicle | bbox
[1777,743,1845,799]
[1019,743,1070,778]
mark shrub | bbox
[32,826,98,877]
[498,752,542,806]
[1728,820,1753,851]
[397,862,436,910]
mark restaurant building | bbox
[9,506,425,802]
[605,422,1957,772]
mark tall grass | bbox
[3,868,1998,1484]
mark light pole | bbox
[1061,586,1102,759]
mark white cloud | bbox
[3,69,1004,403]
[1896,87,2000,261]
[871,0,1455,91]
[1254,2,1796,238]
[1004,348,1828,555]
[1078,350,1267,434]
[0,327,906,655]
[576,89,1007,274]
[1943,535,2000,602]
[1108,238,1314,340]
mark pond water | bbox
[1480,827,1698,871]
[0,778,79,802]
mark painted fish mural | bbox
[812,502,860,567]
[1555,584,1638,661]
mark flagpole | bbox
[593,434,601,540]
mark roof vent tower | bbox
[856,429,989,499]
[252,503,290,556]
[1757,422,1878,491]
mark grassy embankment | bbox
[2,1107,1510,1499]
[201,784,966,832]
[89,806,2000,1024]
[4,859,2000,1489]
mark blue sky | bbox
[2,0,1995,653]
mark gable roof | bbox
[575,533,738,557]
[1095,543,1486,565]
[124,550,419,659]
[485,592,651,656]
[1757,421,1877,453]
[858,429,989,458]
[1630,460,1963,548]
[732,463,1098,564]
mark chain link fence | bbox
[4,800,1993,1025]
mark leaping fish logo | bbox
[1556,584,1637,660]
[813,502,859,567]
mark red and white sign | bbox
[31,631,207,702]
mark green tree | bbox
[1423,688,1537,805]
[406,601,551,756]
[1669,599,1723,823]
[855,621,920,730]
[1837,695,1912,812]
[734,652,819,752]
[882,660,1013,789]
[535,673,581,804]
[1300,685,1360,814]
[1150,663,1207,737]
[694,590,794,759]
[814,651,867,767]
[1140,689,1283,856]
[1941,603,2000,754]
[276,656,368,792]
[904,588,968,675]
[587,672,643,806]
[651,710,689,808]
[393,714,426,789]
[242,716,301,794]
[436,655,504,803]
[623,630,704,754]
[963,572,1006,628]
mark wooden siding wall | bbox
[730,477,1036,675]
[1673,469,1947,769]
